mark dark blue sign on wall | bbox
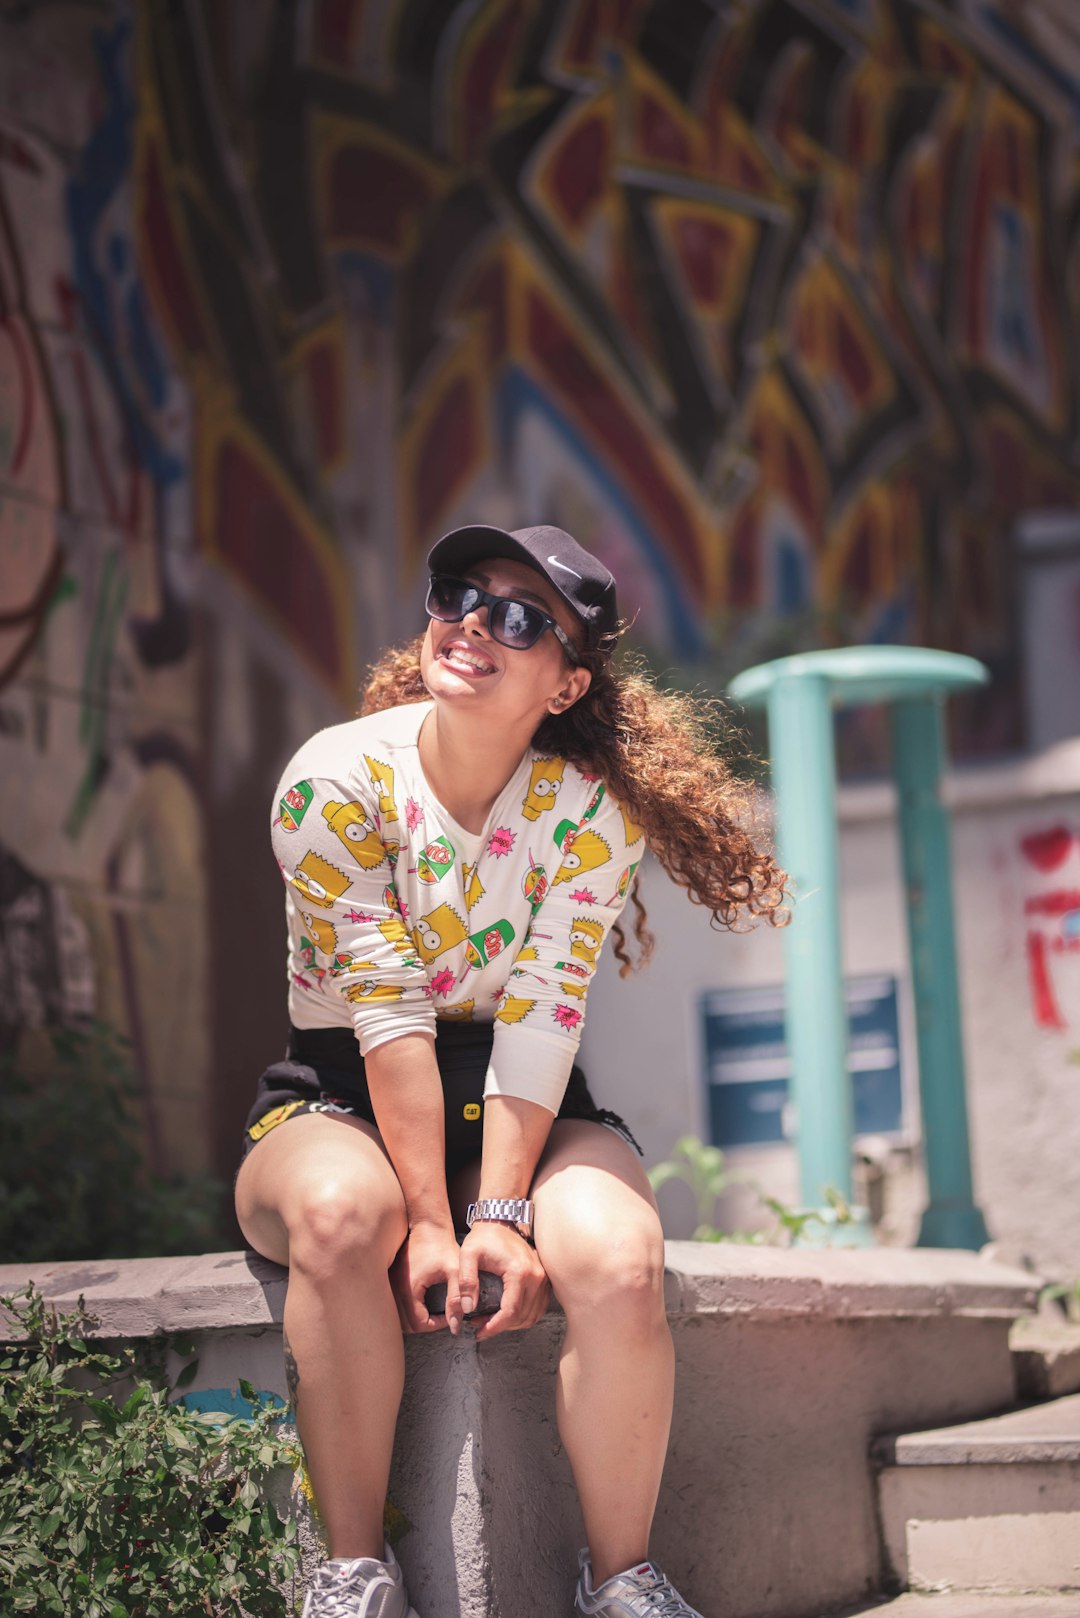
[700,975,904,1150]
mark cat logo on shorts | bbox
[249,1100,305,1141]
[463,1102,481,1121]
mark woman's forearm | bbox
[478,1095,555,1201]
[364,1032,453,1229]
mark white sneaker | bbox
[301,1544,419,1617]
[574,1548,705,1616]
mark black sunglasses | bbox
[425,575,582,665]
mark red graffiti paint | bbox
[1019,826,1073,872]
[1026,931,1067,1030]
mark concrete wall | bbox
[582,742,1080,1276]
[2,1,1080,1198]
[0,1244,1039,1618]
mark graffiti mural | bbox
[1017,820,1080,1033]
[2,0,1080,1174]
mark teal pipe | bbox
[890,698,990,1249]
[767,675,855,1209]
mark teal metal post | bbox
[767,675,856,1213]
[890,697,990,1249]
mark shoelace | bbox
[624,1567,695,1616]
[306,1563,386,1618]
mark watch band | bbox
[466,1198,535,1239]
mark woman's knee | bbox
[283,1173,407,1281]
[539,1197,666,1322]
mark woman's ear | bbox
[547,665,592,715]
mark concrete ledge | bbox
[1012,1315,1080,1400]
[878,1392,1080,1466]
[0,1246,1040,1618]
[0,1243,1039,1340]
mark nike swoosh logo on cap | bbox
[547,555,583,579]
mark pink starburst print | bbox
[405,796,424,831]
[568,887,597,906]
[487,826,517,858]
[552,1004,583,1031]
[429,967,457,997]
[343,909,374,924]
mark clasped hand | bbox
[390,1218,549,1340]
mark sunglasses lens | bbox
[491,597,544,649]
[427,577,473,621]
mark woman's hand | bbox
[458,1221,550,1341]
[390,1219,467,1335]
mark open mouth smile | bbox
[438,639,498,676]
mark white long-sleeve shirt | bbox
[271,700,643,1113]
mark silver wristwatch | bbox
[465,1198,535,1241]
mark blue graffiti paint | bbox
[497,367,705,657]
[178,1387,287,1421]
[65,16,184,489]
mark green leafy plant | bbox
[647,1135,735,1240]
[0,1022,228,1262]
[1039,1277,1080,1324]
[648,1135,857,1245]
[0,1285,300,1617]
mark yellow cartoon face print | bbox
[322,800,387,869]
[299,911,338,955]
[293,851,351,910]
[462,862,485,913]
[620,804,645,846]
[496,994,536,1025]
[411,902,468,964]
[552,829,611,885]
[522,757,565,821]
[377,916,415,955]
[364,755,398,824]
[437,1000,475,1022]
[344,980,405,1004]
[569,917,604,967]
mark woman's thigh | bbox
[530,1121,665,1306]
[235,1112,407,1271]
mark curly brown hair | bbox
[360,635,788,974]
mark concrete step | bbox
[877,1393,1080,1593]
[832,1596,1080,1616]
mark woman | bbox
[235,523,787,1618]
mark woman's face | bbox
[420,556,592,726]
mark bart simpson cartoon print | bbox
[551,828,611,885]
[364,755,399,824]
[377,916,416,956]
[462,862,485,913]
[495,994,536,1025]
[322,800,388,870]
[299,911,338,955]
[620,804,645,845]
[412,902,468,965]
[569,917,604,968]
[344,980,406,1004]
[293,851,352,910]
[437,1000,475,1022]
[522,758,565,821]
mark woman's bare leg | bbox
[235,1113,408,1559]
[531,1121,674,1586]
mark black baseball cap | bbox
[426,524,618,650]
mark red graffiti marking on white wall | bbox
[1019,824,1080,1030]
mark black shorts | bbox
[240,1020,640,1177]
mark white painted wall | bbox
[580,739,1080,1278]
